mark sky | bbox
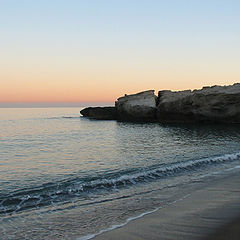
[0,0,239,106]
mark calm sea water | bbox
[0,107,240,240]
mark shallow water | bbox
[0,108,240,239]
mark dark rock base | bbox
[80,107,117,120]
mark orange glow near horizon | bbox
[1,65,238,104]
[1,76,238,104]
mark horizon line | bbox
[0,101,115,108]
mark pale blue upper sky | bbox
[1,0,239,51]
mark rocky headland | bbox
[80,83,240,123]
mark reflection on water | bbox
[0,108,240,239]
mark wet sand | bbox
[92,171,240,240]
[206,217,240,240]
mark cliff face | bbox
[157,83,240,123]
[80,83,240,124]
[115,90,157,122]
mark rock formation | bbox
[80,107,117,120]
[157,83,240,123]
[80,83,240,123]
[115,90,157,121]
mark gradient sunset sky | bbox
[1,0,239,106]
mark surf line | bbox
[77,193,191,240]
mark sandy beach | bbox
[92,170,240,240]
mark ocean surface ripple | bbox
[0,108,240,239]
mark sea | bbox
[0,107,240,240]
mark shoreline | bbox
[84,169,240,240]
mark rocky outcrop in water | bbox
[115,90,157,122]
[157,83,240,123]
[80,107,117,120]
[80,83,240,123]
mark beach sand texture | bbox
[92,172,240,240]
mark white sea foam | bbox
[1,152,240,215]
[79,152,240,189]
[225,165,240,171]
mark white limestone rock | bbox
[157,83,240,123]
[115,90,157,121]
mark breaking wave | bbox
[0,152,239,215]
